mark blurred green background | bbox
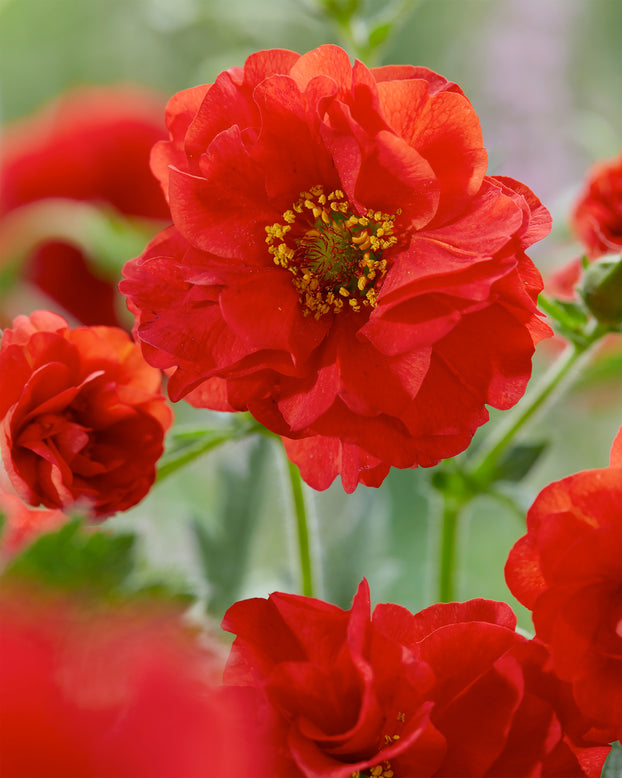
[1,0,622,629]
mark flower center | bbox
[265,185,399,319]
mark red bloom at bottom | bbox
[222,581,610,777]
[0,587,265,777]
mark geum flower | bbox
[222,580,610,777]
[0,310,172,517]
[121,45,552,492]
[505,425,622,742]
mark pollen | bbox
[265,185,399,319]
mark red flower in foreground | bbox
[0,586,263,777]
[222,580,609,777]
[0,310,172,517]
[571,150,622,259]
[121,45,552,492]
[0,489,67,556]
[505,426,622,741]
[0,86,169,326]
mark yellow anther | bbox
[267,184,396,318]
[397,712,405,722]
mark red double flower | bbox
[121,45,552,491]
[222,580,610,777]
[0,310,172,517]
[506,427,622,742]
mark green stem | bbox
[438,496,461,602]
[156,417,261,483]
[469,337,598,488]
[285,456,314,598]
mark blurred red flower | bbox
[0,310,172,517]
[505,427,622,742]
[222,580,609,777]
[0,488,67,556]
[571,151,622,259]
[0,86,170,326]
[121,45,552,492]
[0,586,264,777]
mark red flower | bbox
[121,45,552,492]
[0,310,172,517]
[222,580,609,777]
[0,586,264,777]
[0,488,68,556]
[571,151,622,259]
[505,427,622,741]
[0,86,170,326]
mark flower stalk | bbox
[438,494,463,602]
[285,456,315,598]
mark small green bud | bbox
[578,253,622,326]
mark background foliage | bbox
[1,0,622,633]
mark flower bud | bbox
[578,253,622,326]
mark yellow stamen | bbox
[264,184,398,319]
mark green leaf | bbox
[191,435,270,616]
[2,519,135,596]
[1,519,194,606]
[538,294,589,333]
[368,20,392,49]
[493,440,548,483]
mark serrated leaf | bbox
[494,441,548,483]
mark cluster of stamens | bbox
[265,185,399,319]
[350,711,405,778]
